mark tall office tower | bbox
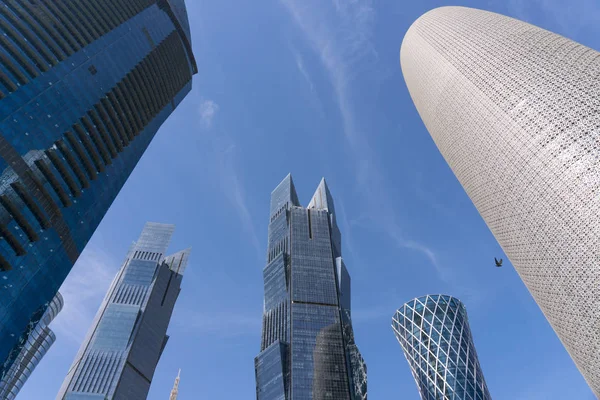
[254,175,367,400]
[57,223,191,399]
[0,292,63,399]
[392,295,491,400]
[401,6,600,395]
[0,0,197,377]
[169,369,181,400]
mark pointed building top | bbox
[308,177,336,215]
[270,173,300,218]
[164,248,191,276]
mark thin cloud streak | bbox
[281,0,446,282]
[197,101,261,258]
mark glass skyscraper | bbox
[255,174,367,400]
[392,295,491,400]
[57,222,190,399]
[0,292,63,400]
[401,6,600,394]
[0,0,197,378]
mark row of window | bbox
[0,0,155,97]
[0,31,192,272]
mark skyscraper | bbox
[0,0,197,378]
[255,175,367,400]
[401,6,600,394]
[57,222,190,399]
[392,295,491,400]
[0,292,63,400]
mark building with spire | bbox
[57,222,190,399]
[401,6,600,394]
[169,369,181,400]
[0,0,197,378]
[254,174,367,399]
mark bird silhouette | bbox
[494,257,503,267]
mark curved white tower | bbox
[401,6,600,395]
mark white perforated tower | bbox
[401,6,600,396]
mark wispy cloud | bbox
[293,50,316,94]
[52,248,117,343]
[199,99,219,128]
[281,0,446,283]
[197,100,261,257]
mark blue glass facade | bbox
[0,292,63,400]
[57,222,191,399]
[392,295,491,400]
[0,0,196,378]
[255,175,367,400]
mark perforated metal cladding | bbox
[401,6,600,394]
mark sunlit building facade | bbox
[392,295,491,400]
[0,0,197,378]
[255,175,367,400]
[0,292,63,399]
[401,6,600,394]
[57,223,190,399]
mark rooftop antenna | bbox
[169,369,181,400]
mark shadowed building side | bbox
[57,223,191,400]
[401,6,600,394]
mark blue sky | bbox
[17,0,600,399]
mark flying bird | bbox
[494,258,503,267]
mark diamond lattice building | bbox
[392,295,491,400]
[401,6,600,395]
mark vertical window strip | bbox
[79,0,111,36]
[0,194,39,242]
[94,102,124,151]
[106,92,134,141]
[113,84,142,134]
[34,159,72,207]
[39,0,89,47]
[55,139,90,189]
[44,149,81,197]
[121,75,149,125]
[10,181,50,229]
[79,117,112,165]
[87,110,118,158]
[0,220,26,256]
[0,17,48,72]
[130,64,158,118]
[0,68,17,93]
[0,33,39,77]
[4,0,66,61]
[0,252,13,271]
[100,97,129,146]
[12,0,76,55]
[137,58,163,111]
[64,130,98,180]
[0,50,28,85]
[63,0,101,41]
[72,123,105,172]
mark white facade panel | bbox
[401,6,600,395]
